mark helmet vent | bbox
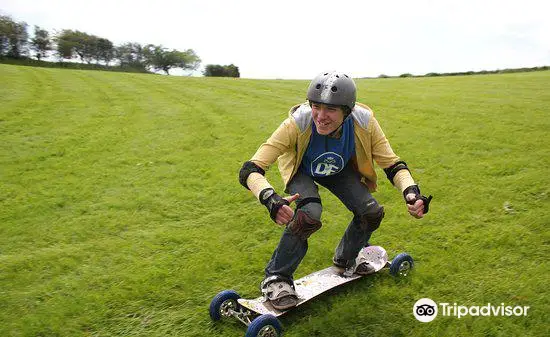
[335,75,340,78]
[331,86,338,92]
[316,84,322,89]
[323,72,329,75]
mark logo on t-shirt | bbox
[311,152,344,176]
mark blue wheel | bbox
[245,314,282,337]
[209,290,240,321]
[390,253,414,277]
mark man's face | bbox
[311,102,345,135]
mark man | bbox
[238,71,432,310]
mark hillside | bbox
[1,64,548,336]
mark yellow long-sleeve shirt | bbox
[246,102,415,200]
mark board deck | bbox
[238,246,389,317]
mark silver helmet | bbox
[306,71,357,110]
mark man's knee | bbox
[299,200,322,222]
[288,198,322,240]
[288,210,322,240]
[358,203,385,232]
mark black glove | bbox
[259,188,290,221]
[403,185,433,214]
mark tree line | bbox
[374,66,550,79]
[0,14,239,77]
[203,64,240,77]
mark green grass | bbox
[1,64,549,337]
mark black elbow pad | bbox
[239,161,266,189]
[383,161,410,185]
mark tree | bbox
[115,42,146,69]
[70,31,98,64]
[0,15,28,58]
[0,16,12,56]
[144,45,200,75]
[96,37,114,65]
[54,29,74,60]
[225,64,240,77]
[203,64,240,77]
[55,30,113,64]
[55,29,89,62]
[30,25,51,60]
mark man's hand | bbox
[403,184,432,219]
[259,188,301,225]
[405,193,425,219]
[275,194,300,225]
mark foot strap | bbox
[261,276,297,301]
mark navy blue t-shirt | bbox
[300,117,356,177]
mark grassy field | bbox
[1,64,548,336]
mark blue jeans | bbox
[264,164,383,280]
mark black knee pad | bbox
[359,205,385,232]
[288,209,322,240]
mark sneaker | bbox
[333,256,375,276]
[262,279,298,310]
[333,257,355,276]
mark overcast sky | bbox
[2,0,549,79]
